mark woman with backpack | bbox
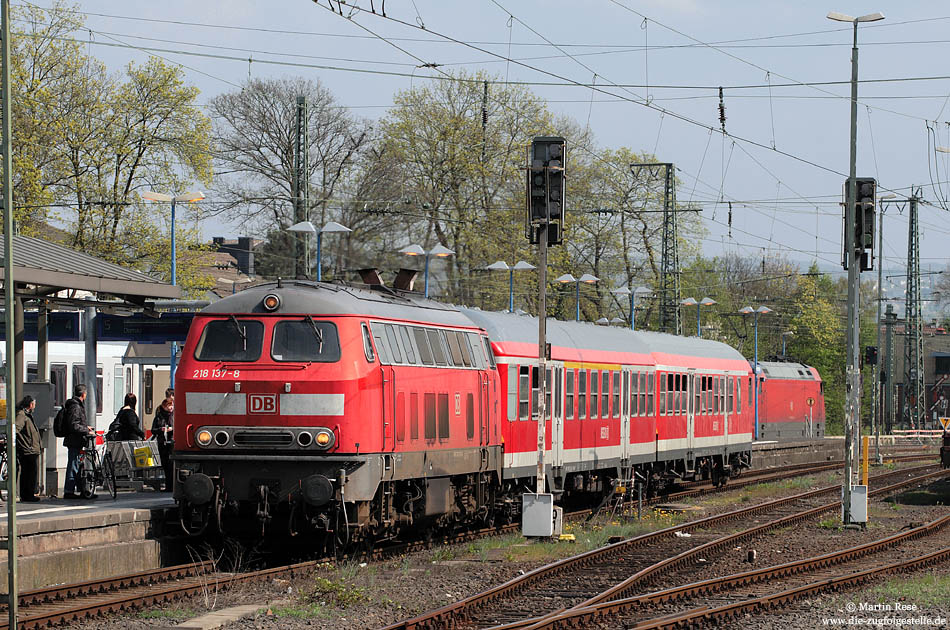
[108,393,145,441]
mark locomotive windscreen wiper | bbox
[304,316,324,353]
[229,314,247,351]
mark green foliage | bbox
[302,576,367,608]
[7,2,214,296]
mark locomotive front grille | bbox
[233,430,295,446]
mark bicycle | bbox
[77,434,117,500]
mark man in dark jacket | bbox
[63,385,94,499]
[15,395,41,502]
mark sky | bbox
[20,0,950,293]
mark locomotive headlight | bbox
[196,430,213,446]
[262,294,281,311]
[314,429,334,449]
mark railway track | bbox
[384,463,949,630]
[509,511,950,629]
[0,456,935,629]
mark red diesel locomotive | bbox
[173,280,760,541]
[755,361,826,440]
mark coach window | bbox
[50,364,66,407]
[659,372,666,415]
[630,372,639,416]
[554,368,562,418]
[427,329,448,366]
[438,393,450,439]
[545,368,552,418]
[384,325,403,364]
[519,365,530,420]
[718,377,725,413]
[726,376,736,413]
[748,377,753,408]
[675,374,683,415]
[531,366,540,417]
[361,324,375,362]
[693,376,703,416]
[566,370,575,419]
[424,393,436,440]
[622,372,629,416]
[590,370,600,419]
[647,372,655,415]
[736,377,742,413]
[194,319,264,362]
[640,373,647,416]
[598,371,607,418]
[578,370,588,419]
[72,365,103,414]
[413,327,435,365]
[399,326,416,364]
[668,374,676,415]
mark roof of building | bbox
[0,235,180,299]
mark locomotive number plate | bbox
[249,394,278,414]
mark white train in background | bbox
[0,341,170,472]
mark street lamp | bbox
[611,285,652,331]
[487,260,536,313]
[555,273,599,321]
[142,190,204,390]
[739,305,773,441]
[828,8,884,527]
[287,220,316,279]
[400,244,454,298]
[681,296,717,337]
[781,331,795,357]
[316,221,351,281]
[141,190,205,286]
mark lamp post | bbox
[681,297,717,337]
[612,286,652,330]
[827,8,884,526]
[400,244,455,298]
[142,190,205,389]
[287,220,316,278]
[781,331,795,357]
[740,305,773,441]
[316,221,351,281]
[555,273,599,321]
[487,260,536,312]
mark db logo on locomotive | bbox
[249,394,278,414]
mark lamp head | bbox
[680,297,698,306]
[756,305,774,315]
[555,273,577,284]
[513,260,536,271]
[428,244,455,257]
[578,273,599,284]
[320,221,352,234]
[486,261,510,271]
[700,297,717,307]
[611,286,632,296]
[399,244,425,256]
[287,221,317,234]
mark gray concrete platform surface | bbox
[0,491,178,592]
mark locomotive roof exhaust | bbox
[357,268,384,286]
[393,268,418,291]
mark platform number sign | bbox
[250,394,278,414]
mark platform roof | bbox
[0,235,180,300]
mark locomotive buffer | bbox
[522,137,565,538]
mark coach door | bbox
[550,367,564,468]
[687,369,696,458]
[621,368,632,461]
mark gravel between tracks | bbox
[58,467,947,630]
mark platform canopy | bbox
[0,235,180,301]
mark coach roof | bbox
[200,281,477,328]
[459,308,747,363]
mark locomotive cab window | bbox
[362,324,375,362]
[272,320,341,362]
[195,318,264,362]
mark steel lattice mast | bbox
[631,162,679,335]
[902,191,924,429]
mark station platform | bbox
[0,491,178,592]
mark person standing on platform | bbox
[151,392,174,491]
[14,395,41,502]
[110,393,145,441]
[63,385,94,499]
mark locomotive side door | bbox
[480,368,490,446]
[381,364,395,452]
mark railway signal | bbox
[524,136,566,537]
[843,177,876,271]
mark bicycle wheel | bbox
[0,454,7,484]
[101,453,118,500]
[79,455,97,499]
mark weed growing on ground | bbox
[817,517,840,530]
[863,574,950,607]
[137,608,194,620]
[301,576,367,608]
